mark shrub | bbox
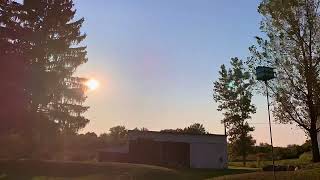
[299,152,312,163]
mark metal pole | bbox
[265,81,276,180]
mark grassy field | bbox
[178,167,256,180]
[229,156,312,169]
[230,159,304,168]
[215,157,320,180]
[0,160,180,180]
[3,160,320,180]
[229,152,313,169]
[211,166,320,180]
[30,168,255,180]
[0,160,255,180]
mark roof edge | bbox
[128,130,226,137]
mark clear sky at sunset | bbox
[74,0,307,146]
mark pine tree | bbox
[1,0,89,158]
[23,0,90,134]
[213,57,256,166]
[0,0,31,134]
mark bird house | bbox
[256,66,275,81]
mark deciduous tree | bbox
[213,57,256,166]
[183,123,208,135]
[109,126,128,141]
[248,0,320,162]
[160,123,208,135]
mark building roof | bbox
[128,130,226,144]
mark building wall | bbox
[190,143,227,169]
[97,144,129,162]
[129,139,190,167]
[128,131,228,169]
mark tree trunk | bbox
[242,152,246,167]
[305,81,320,162]
[310,129,320,162]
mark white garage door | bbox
[190,143,227,169]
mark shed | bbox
[128,130,227,169]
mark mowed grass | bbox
[229,158,311,168]
[211,158,320,180]
[4,159,320,180]
[31,168,255,180]
[0,160,180,180]
[211,167,320,180]
[0,160,256,180]
[178,167,256,180]
[229,152,313,168]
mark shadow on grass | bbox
[0,160,181,180]
[0,160,258,180]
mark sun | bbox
[85,79,99,91]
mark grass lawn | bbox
[229,152,313,169]
[178,167,256,180]
[229,158,312,168]
[0,160,256,180]
[213,162,320,180]
[0,160,180,180]
[30,168,255,180]
[211,167,320,180]
[4,160,320,180]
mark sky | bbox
[74,0,307,147]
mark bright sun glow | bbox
[85,79,99,91]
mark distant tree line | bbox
[160,123,208,135]
[229,140,312,163]
[0,123,209,161]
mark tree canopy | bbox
[213,57,256,166]
[249,0,320,162]
[0,0,89,158]
[160,123,208,135]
